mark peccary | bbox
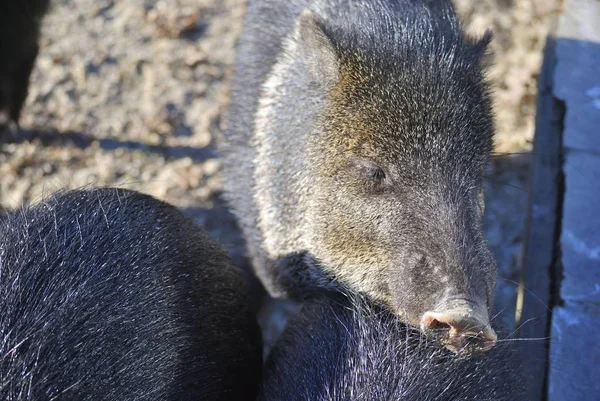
[0,188,262,400]
[221,0,498,352]
[259,292,524,401]
[0,0,50,130]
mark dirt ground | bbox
[0,0,563,338]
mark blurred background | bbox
[0,0,564,332]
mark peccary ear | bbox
[473,29,493,66]
[296,9,339,86]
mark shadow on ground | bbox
[1,127,216,163]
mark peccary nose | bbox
[421,309,497,353]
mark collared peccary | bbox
[0,188,262,400]
[221,0,498,352]
[259,292,524,401]
[0,0,50,130]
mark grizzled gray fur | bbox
[221,0,497,350]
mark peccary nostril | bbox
[420,311,497,353]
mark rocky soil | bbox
[0,0,563,343]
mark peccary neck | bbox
[253,34,325,260]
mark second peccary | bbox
[0,188,262,401]
[0,0,50,130]
[222,0,498,351]
[259,293,524,401]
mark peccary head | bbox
[297,4,496,352]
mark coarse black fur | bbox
[221,0,497,344]
[259,292,524,401]
[0,188,262,400]
[0,0,50,130]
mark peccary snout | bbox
[421,301,497,353]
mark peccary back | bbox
[260,293,524,401]
[0,188,262,401]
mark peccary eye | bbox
[364,165,385,180]
[351,159,387,182]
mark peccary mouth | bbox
[430,322,497,354]
[420,300,497,354]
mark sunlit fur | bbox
[0,188,262,400]
[260,292,524,401]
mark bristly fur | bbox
[259,292,525,401]
[313,0,491,70]
[0,188,262,400]
[221,0,497,337]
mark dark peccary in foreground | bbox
[259,293,524,401]
[0,0,50,130]
[0,188,262,401]
[221,0,498,352]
